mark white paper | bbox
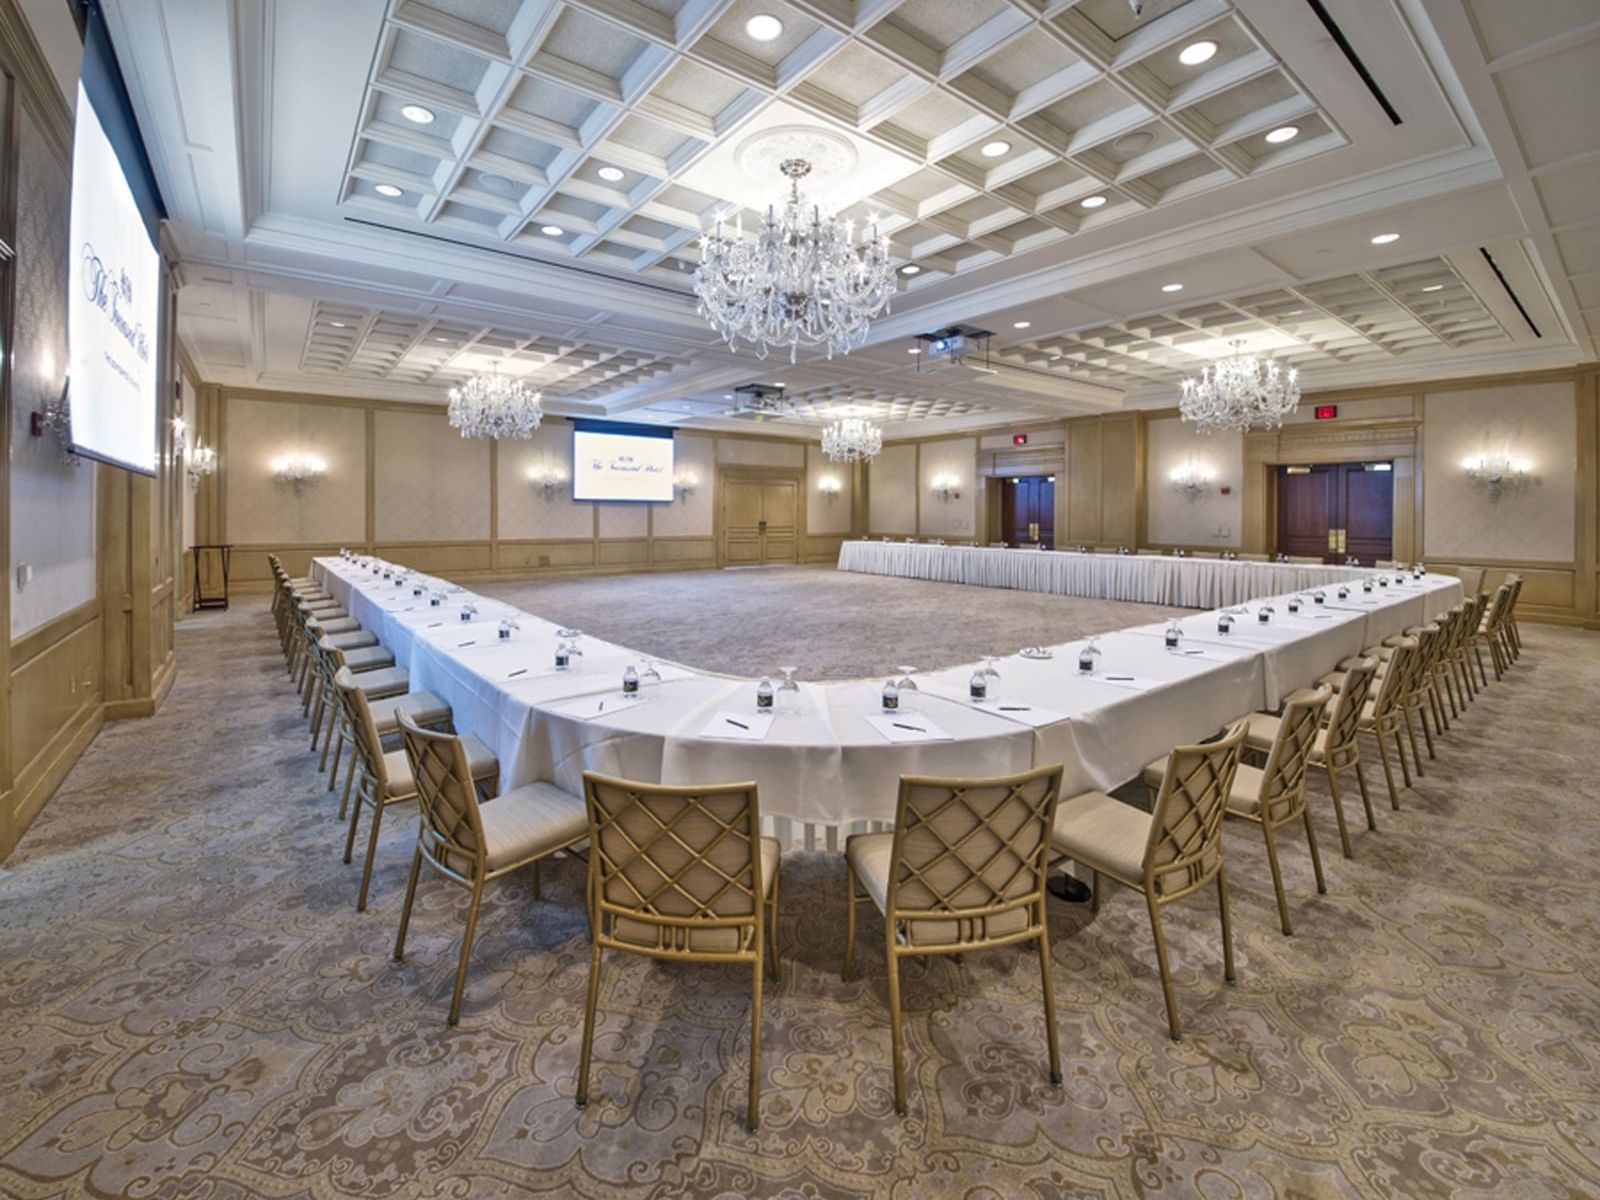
[700,711,775,741]
[546,692,649,720]
[1085,673,1164,693]
[863,713,954,743]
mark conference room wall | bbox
[806,445,853,538]
[1145,416,1244,549]
[224,398,367,545]
[918,437,979,538]
[867,443,918,535]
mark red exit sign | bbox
[1013,433,1028,445]
[1314,404,1338,421]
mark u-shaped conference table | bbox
[310,552,1462,842]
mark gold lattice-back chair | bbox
[1452,591,1489,698]
[1156,687,1330,936]
[1292,655,1382,856]
[393,712,588,1025]
[577,772,779,1132]
[334,666,498,912]
[1354,636,1416,808]
[1053,720,1247,1040]
[842,764,1065,1116]
[1472,583,1511,682]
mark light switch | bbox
[16,562,31,588]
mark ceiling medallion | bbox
[821,414,883,463]
[447,362,544,439]
[695,152,895,362]
[1178,339,1300,433]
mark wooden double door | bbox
[722,475,799,565]
[1001,475,1055,546]
[1276,462,1394,564]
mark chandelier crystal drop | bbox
[447,362,543,439]
[820,416,883,463]
[1178,339,1301,433]
[693,158,897,362]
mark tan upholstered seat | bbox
[348,664,409,698]
[375,691,451,735]
[394,714,588,1028]
[842,764,1064,1117]
[1052,721,1247,1040]
[321,629,379,651]
[341,644,396,672]
[311,616,363,636]
[577,772,779,1132]
[381,734,496,798]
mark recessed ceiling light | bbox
[1161,283,1184,292]
[374,183,403,198]
[980,139,1011,158]
[1013,320,1031,329]
[400,103,435,124]
[540,224,565,236]
[1371,232,1400,244]
[908,347,920,354]
[772,381,785,387]
[1264,125,1300,144]
[901,264,921,275]
[724,393,734,399]
[597,166,625,182]
[1179,40,1218,66]
[1422,283,1444,292]
[1080,194,1107,208]
[745,13,783,40]
[437,337,451,343]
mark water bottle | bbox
[1218,612,1234,635]
[967,670,986,701]
[1258,604,1273,624]
[622,665,639,695]
[555,641,571,669]
[1287,595,1301,613]
[1336,586,1350,600]
[1164,620,1182,649]
[1078,636,1100,673]
[756,677,774,711]
[1313,591,1326,605]
[430,592,443,608]
[884,678,902,710]
[498,619,513,641]
[1363,578,1373,593]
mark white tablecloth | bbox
[311,556,1460,828]
[837,541,1377,608]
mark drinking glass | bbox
[640,657,663,688]
[894,666,919,711]
[776,666,800,714]
[982,655,1002,698]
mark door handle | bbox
[1336,528,1347,554]
[1327,528,1338,552]
[758,520,767,530]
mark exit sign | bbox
[1013,433,1028,445]
[1314,404,1338,421]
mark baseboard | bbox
[3,698,104,861]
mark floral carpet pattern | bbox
[1,593,1597,1199]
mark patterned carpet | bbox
[1,584,1597,1199]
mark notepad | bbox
[545,693,647,720]
[863,714,953,743]
[962,698,1070,728]
[700,711,775,741]
[1088,673,1163,692]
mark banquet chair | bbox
[1192,550,1222,559]
[1472,584,1511,682]
[577,772,779,1132]
[1150,688,1329,935]
[288,593,349,682]
[1052,720,1247,1041]
[1456,566,1486,597]
[304,622,394,725]
[1501,575,1524,661]
[1255,657,1379,858]
[1450,592,1489,700]
[393,712,588,1025]
[1136,548,1163,556]
[1397,623,1445,764]
[334,667,499,912]
[1286,555,1322,565]
[842,764,1065,1116]
[1237,552,1270,562]
[1345,637,1417,808]
[1376,559,1398,569]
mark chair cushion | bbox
[1051,791,1150,884]
[477,781,588,871]
[354,666,410,700]
[322,630,377,651]
[342,645,396,672]
[382,732,497,799]
[1224,763,1266,817]
[845,831,1032,947]
[611,837,779,955]
[313,616,362,636]
[1244,711,1280,754]
[375,691,452,736]
[1140,757,1166,788]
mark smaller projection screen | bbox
[571,423,675,503]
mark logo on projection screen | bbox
[67,81,160,474]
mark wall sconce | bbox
[1169,461,1211,501]
[931,472,961,501]
[187,440,218,490]
[525,464,567,499]
[30,379,81,467]
[272,452,326,489]
[818,475,842,502]
[675,470,699,502]
[1464,452,1528,501]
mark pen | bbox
[507,668,528,678]
[1183,649,1204,655]
[893,722,926,732]
[1105,675,1135,681]
[726,718,749,730]
[597,700,604,713]
[998,705,1031,711]
[427,622,443,628]
[458,640,475,647]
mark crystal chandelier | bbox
[694,159,896,362]
[1178,339,1300,433]
[821,416,883,463]
[447,362,543,439]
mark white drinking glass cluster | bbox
[693,159,897,363]
[1179,339,1301,433]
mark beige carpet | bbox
[2,579,1598,1199]
[478,565,1188,679]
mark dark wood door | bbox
[1275,462,1393,564]
[1002,476,1055,545]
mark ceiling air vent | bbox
[1479,248,1542,338]
[1303,0,1402,126]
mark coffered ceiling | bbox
[105,0,1599,439]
